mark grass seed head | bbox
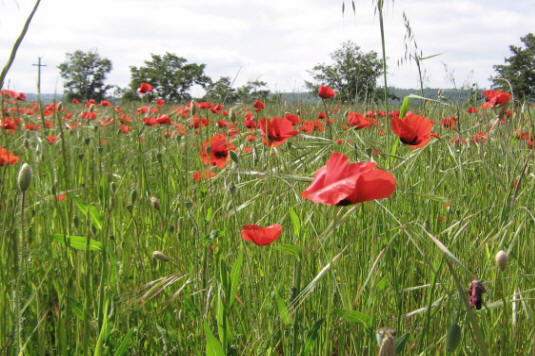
[152,251,169,262]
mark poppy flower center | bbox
[400,136,420,145]
[337,199,352,206]
[214,150,228,158]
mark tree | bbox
[58,50,112,101]
[127,52,211,102]
[203,76,238,103]
[492,33,535,100]
[236,80,270,102]
[306,41,383,102]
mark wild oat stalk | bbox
[0,0,42,90]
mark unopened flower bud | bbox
[190,101,196,116]
[18,163,33,192]
[495,250,509,270]
[152,251,169,262]
[150,196,160,210]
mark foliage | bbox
[58,50,113,101]
[306,41,383,102]
[203,77,238,103]
[126,52,211,102]
[492,33,535,100]
[236,80,270,102]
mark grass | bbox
[0,93,534,355]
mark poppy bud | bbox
[150,196,160,210]
[152,250,169,262]
[230,109,237,122]
[495,250,509,270]
[376,326,396,356]
[18,163,33,192]
[446,323,462,351]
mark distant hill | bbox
[276,87,480,105]
[26,87,479,105]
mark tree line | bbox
[58,33,535,104]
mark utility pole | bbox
[32,57,47,130]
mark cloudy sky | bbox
[1,0,533,96]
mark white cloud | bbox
[0,0,533,95]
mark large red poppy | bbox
[318,86,336,99]
[302,152,396,206]
[260,117,299,147]
[241,224,282,246]
[391,112,435,148]
[200,133,236,168]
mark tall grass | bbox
[0,94,533,354]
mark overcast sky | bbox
[1,0,533,96]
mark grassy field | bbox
[0,92,534,355]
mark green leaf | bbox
[205,207,213,222]
[94,298,110,356]
[205,322,225,356]
[68,297,84,320]
[229,250,243,308]
[304,319,324,355]
[289,207,301,236]
[273,244,302,260]
[74,196,89,216]
[399,95,411,119]
[338,309,372,329]
[396,332,410,354]
[277,295,292,326]
[88,205,103,230]
[114,328,136,356]
[52,234,102,251]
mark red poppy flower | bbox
[143,117,158,126]
[441,116,458,130]
[254,99,265,112]
[241,224,282,246]
[484,90,511,107]
[138,82,153,95]
[302,152,396,206]
[119,125,132,133]
[156,99,166,106]
[318,112,327,119]
[391,112,435,148]
[260,117,299,147]
[318,86,336,99]
[156,114,171,125]
[347,112,371,129]
[467,107,479,114]
[285,113,301,125]
[471,132,488,144]
[201,133,236,168]
[0,146,20,166]
[193,170,216,181]
[15,92,27,101]
[48,135,59,144]
[72,98,81,104]
[100,100,112,107]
